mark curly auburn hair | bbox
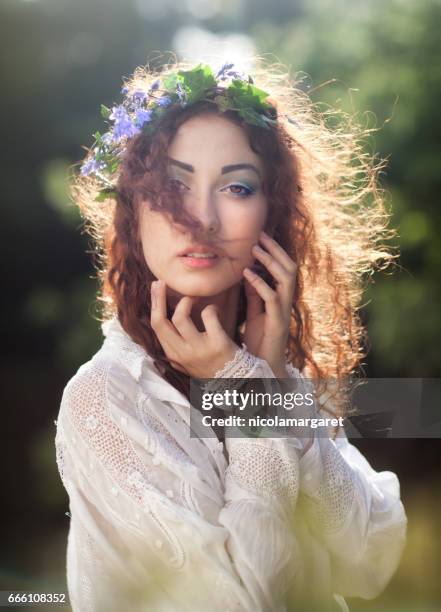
[72,55,396,420]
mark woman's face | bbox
[139,113,268,298]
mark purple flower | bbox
[132,89,148,105]
[157,95,172,107]
[102,132,113,145]
[109,105,129,122]
[227,69,246,80]
[215,62,234,80]
[109,105,140,141]
[176,82,187,107]
[121,85,129,95]
[135,108,153,128]
[149,79,160,91]
[81,157,106,176]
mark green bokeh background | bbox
[1,0,440,609]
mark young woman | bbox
[55,58,407,611]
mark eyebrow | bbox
[167,157,261,179]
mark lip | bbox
[179,255,220,269]
[177,244,223,257]
[177,243,223,269]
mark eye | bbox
[222,183,255,198]
[167,177,188,192]
[167,178,255,198]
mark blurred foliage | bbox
[1,0,440,608]
[252,0,441,377]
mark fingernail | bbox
[253,244,264,253]
[243,267,256,276]
[260,230,269,238]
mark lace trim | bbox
[202,344,272,399]
[213,343,256,378]
[227,440,300,508]
[304,442,355,534]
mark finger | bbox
[200,304,227,338]
[244,275,264,321]
[242,267,282,323]
[252,244,294,286]
[171,296,201,343]
[259,231,298,276]
[150,280,183,353]
[252,244,295,307]
[169,360,190,375]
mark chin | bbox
[168,275,239,298]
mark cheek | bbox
[139,208,173,271]
[221,198,268,259]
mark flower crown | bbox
[80,62,279,201]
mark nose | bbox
[185,190,221,236]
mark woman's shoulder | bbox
[57,317,187,433]
[55,328,197,501]
[60,316,154,405]
[57,325,150,429]
[59,319,188,444]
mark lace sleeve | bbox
[218,435,302,611]
[200,343,278,399]
[214,343,276,378]
[297,415,407,599]
[284,362,407,599]
[206,349,304,610]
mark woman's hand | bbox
[243,230,297,377]
[150,280,239,379]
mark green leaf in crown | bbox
[213,95,231,113]
[100,104,111,119]
[161,73,180,91]
[95,188,118,202]
[107,156,121,174]
[177,64,217,104]
[237,107,269,128]
[227,79,273,112]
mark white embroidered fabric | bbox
[213,342,275,378]
[302,441,356,534]
[212,345,300,511]
[55,317,407,611]
[227,440,299,508]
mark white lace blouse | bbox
[54,316,407,612]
